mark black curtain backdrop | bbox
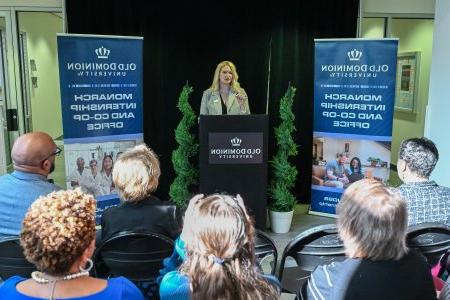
[66,0,359,203]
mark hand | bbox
[236,93,247,104]
[338,177,349,184]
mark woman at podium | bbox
[200,60,250,115]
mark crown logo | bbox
[95,46,110,59]
[347,49,362,61]
[230,137,242,147]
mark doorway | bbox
[0,7,64,181]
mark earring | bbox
[79,258,93,273]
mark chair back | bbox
[278,224,345,281]
[255,230,277,275]
[407,222,450,266]
[93,232,173,299]
[0,237,35,280]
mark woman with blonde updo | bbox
[159,194,280,300]
[0,189,143,300]
[100,144,181,242]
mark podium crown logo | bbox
[347,49,362,61]
[230,137,242,147]
[95,46,110,59]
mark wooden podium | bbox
[199,114,268,228]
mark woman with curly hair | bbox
[0,189,143,300]
[159,194,280,300]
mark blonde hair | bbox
[21,189,96,275]
[112,144,160,202]
[181,194,279,300]
[337,179,408,260]
[209,61,244,93]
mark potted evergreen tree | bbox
[268,86,298,233]
[169,84,198,209]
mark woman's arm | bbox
[200,91,209,115]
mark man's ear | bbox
[41,159,51,172]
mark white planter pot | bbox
[269,210,294,233]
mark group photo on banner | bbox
[57,34,144,222]
[310,38,398,216]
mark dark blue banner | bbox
[314,39,397,139]
[57,34,144,223]
[57,34,143,140]
[310,39,398,216]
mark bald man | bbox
[0,132,60,240]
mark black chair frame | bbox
[255,229,278,275]
[278,223,345,281]
[0,236,35,280]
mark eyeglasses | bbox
[41,147,62,162]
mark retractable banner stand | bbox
[310,39,398,217]
[57,34,143,223]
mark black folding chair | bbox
[0,237,35,281]
[255,229,278,275]
[93,232,174,300]
[407,222,450,267]
[278,224,346,294]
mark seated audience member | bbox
[302,179,437,300]
[324,152,350,188]
[0,132,60,240]
[101,144,181,241]
[160,194,280,300]
[397,137,450,225]
[0,189,143,300]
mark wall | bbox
[390,19,434,164]
[361,18,434,166]
[18,12,63,139]
[363,0,435,15]
[361,18,385,38]
[0,0,61,7]
[425,0,450,187]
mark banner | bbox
[310,39,398,216]
[57,34,143,223]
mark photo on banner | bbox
[312,136,390,188]
[65,139,143,195]
[311,38,398,217]
[57,34,143,223]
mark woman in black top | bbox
[100,144,181,242]
[302,179,437,300]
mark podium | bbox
[199,114,268,228]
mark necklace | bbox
[31,270,90,300]
[31,270,90,283]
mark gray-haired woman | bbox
[301,179,437,300]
